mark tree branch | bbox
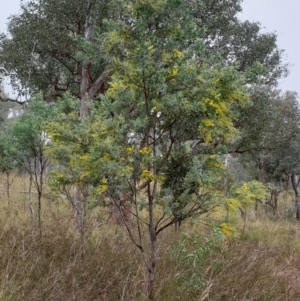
[0,93,25,105]
[88,66,111,99]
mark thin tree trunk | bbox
[71,184,87,259]
[80,198,87,260]
[296,196,300,221]
[28,176,34,226]
[148,187,157,300]
[6,171,10,208]
[261,201,266,217]
[72,184,79,220]
[37,189,42,237]
[291,174,300,220]
[75,15,95,257]
[273,190,280,218]
[72,184,81,229]
[37,158,45,238]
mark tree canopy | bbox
[0,0,287,104]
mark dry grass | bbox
[0,174,300,300]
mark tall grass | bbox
[0,174,299,300]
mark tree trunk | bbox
[75,15,95,257]
[147,184,157,300]
[296,195,300,221]
[80,16,94,117]
[6,171,10,208]
[291,174,300,220]
[272,190,280,218]
[80,61,91,117]
[37,157,45,238]
[37,189,42,237]
[261,200,266,217]
[71,184,87,259]
[80,198,87,260]
[28,176,34,226]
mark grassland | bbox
[0,174,299,300]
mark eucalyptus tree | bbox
[272,138,300,220]
[0,0,287,107]
[0,0,115,107]
[257,137,300,219]
[230,89,300,155]
[234,90,300,217]
[195,0,288,85]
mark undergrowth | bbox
[0,175,299,300]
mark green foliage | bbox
[232,88,300,154]
[46,94,128,196]
[12,96,53,155]
[206,180,268,238]
[100,0,249,144]
[194,0,287,83]
[44,0,270,238]
[0,0,286,103]
[0,128,19,173]
[171,233,221,297]
[10,95,55,198]
[227,180,268,210]
[0,0,115,100]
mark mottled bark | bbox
[79,16,110,117]
[88,66,110,99]
[291,174,300,220]
[80,17,94,117]
[80,61,91,117]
